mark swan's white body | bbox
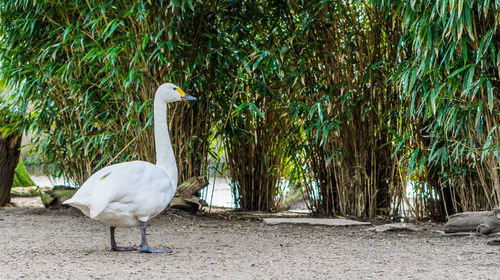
[64,161,175,227]
[63,84,195,253]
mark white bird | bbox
[63,83,196,253]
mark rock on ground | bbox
[368,223,425,232]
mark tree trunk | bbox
[0,132,22,206]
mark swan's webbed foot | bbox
[110,226,136,252]
[139,221,172,254]
[140,246,172,253]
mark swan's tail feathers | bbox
[63,199,91,217]
[62,199,72,205]
[62,198,84,207]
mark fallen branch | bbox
[443,208,500,235]
[169,176,208,213]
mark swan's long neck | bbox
[154,98,178,186]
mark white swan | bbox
[63,83,196,253]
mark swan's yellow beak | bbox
[176,88,197,101]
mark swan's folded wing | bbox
[87,169,124,218]
[87,162,146,218]
[89,189,114,218]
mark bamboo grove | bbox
[0,0,498,220]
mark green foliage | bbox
[270,1,405,217]
[0,0,497,216]
[0,91,25,138]
[13,161,35,188]
[214,1,293,211]
[0,0,217,184]
[377,0,500,215]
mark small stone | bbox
[263,218,371,226]
[368,223,423,233]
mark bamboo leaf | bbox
[233,102,249,115]
[248,103,264,118]
[486,80,493,110]
[409,147,420,170]
[252,52,267,70]
[461,41,468,63]
[167,41,173,50]
[483,0,491,16]
[449,64,469,78]
[476,28,493,63]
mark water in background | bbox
[200,177,235,208]
[31,175,71,188]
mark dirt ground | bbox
[1,204,499,280]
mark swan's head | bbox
[155,83,197,103]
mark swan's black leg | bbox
[110,226,136,251]
[139,221,172,253]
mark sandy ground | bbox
[1,203,499,280]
